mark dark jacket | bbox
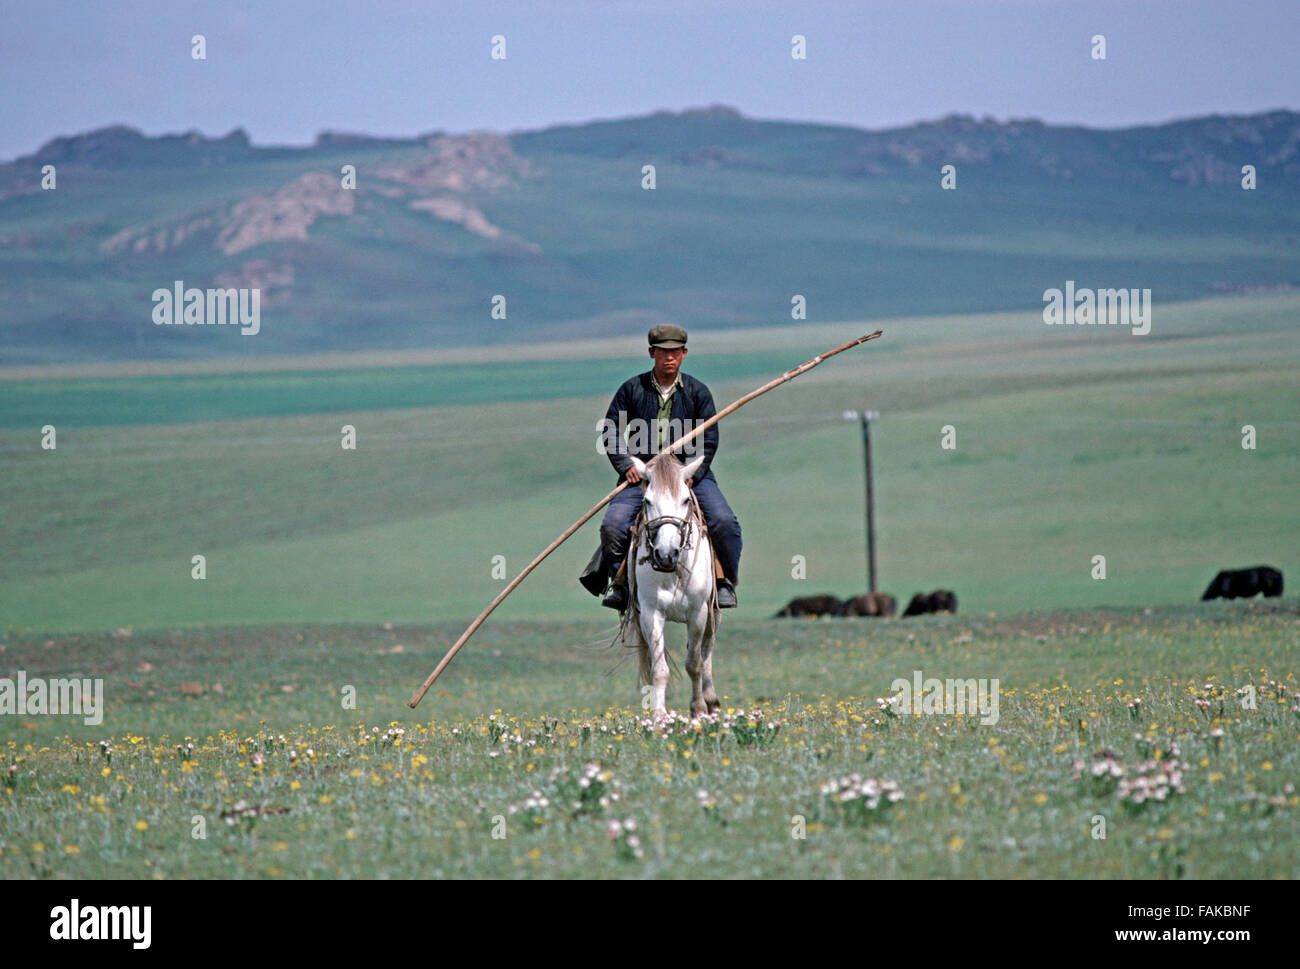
[601,371,719,483]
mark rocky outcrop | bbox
[371,132,534,192]
[99,171,355,257]
[217,172,354,255]
[97,132,535,257]
[101,214,221,255]
[408,196,501,238]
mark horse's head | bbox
[630,452,706,573]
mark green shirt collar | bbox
[651,370,683,395]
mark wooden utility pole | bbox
[860,410,879,593]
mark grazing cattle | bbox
[1201,566,1283,601]
[774,594,843,618]
[902,589,959,617]
[930,589,958,613]
[839,591,897,618]
[902,593,929,617]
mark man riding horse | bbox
[580,324,742,611]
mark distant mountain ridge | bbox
[13,105,1300,184]
[513,105,1300,186]
[1,106,1297,365]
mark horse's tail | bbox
[615,601,685,685]
[615,604,653,686]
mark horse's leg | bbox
[685,599,708,719]
[701,648,719,713]
[700,604,720,714]
[695,531,722,715]
[642,603,670,721]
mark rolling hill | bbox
[2,106,1298,365]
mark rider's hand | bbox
[625,466,642,484]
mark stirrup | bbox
[602,584,629,611]
[717,579,738,609]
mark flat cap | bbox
[648,324,688,348]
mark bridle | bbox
[637,500,701,574]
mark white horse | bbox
[619,451,720,722]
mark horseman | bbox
[580,324,742,611]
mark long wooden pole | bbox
[407,329,883,708]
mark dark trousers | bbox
[598,477,742,585]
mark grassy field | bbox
[1,294,1295,879]
[1,293,1296,630]
[2,603,1295,878]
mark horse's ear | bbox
[630,456,648,478]
[681,454,705,482]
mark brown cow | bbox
[838,592,897,618]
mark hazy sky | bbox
[3,0,1297,160]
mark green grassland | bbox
[1,605,1295,878]
[0,293,1297,879]
[1,293,1296,631]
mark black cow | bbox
[1201,566,1283,601]
[930,589,958,613]
[774,594,843,618]
[902,589,959,617]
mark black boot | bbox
[717,578,738,609]
[602,583,629,611]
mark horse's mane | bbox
[646,452,686,501]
